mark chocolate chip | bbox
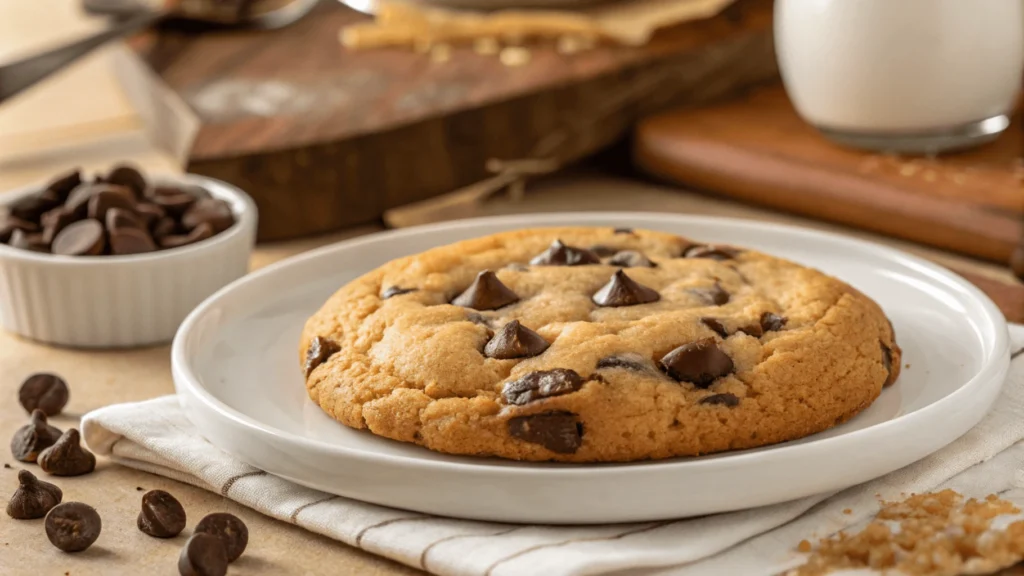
[52,220,105,256]
[529,239,600,266]
[138,489,186,538]
[659,338,734,388]
[7,229,49,252]
[45,502,101,552]
[451,271,519,310]
[106,164,148,199]
[700,393,740,407]
[135,202,166,229]
[110,227,157,255]
[38,429,96,477]
[691,283,730,306]
[182,198,234,234]
[484,320,549,359]
[508,412,582,454]
[760,312,787,332]
[19,373,69,416]
[152,216,178,239]
[9,191,61,222]
[10,410,63,463]
[738,322,764,337]
[381,286,417,299]
[881,342,897,386]
[194,512,248,562]
[159,222,214,249]
[613,227,634,234]
[87,189,136,221]
[304,336,341,378]
[179,533,228,576]
[684,245,739,261]
[1,214,40,240]
[502,368,584,405]
[151,188,198,216]
[589,245,618,257]
[608,250,655,268]
[596,353,652,372]
[45,169,82,202]
[592,270,660,307]
[105,207,144,232]
[700,318,729,338]
[66,183,132,219]
[40,207,77,245]
[6,470,62,520]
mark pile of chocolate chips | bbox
[0,164,235,256]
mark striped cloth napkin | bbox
[81,326,1024,576]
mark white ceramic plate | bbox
[172,213,1010,524]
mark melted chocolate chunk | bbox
[502,369,584,405]
[596,353,652,372]
[659,338,735,388]
[6,470,62,520]
[381,286,417,299]
[691,283,730,306]
[700,393,740,407]
[508,412,582,454]
[529,239,600,266]
[592,270,660,307]
[760,312,787,332]
[451,271,519,310]
[700,318,729,338]
[304,336,340,378]
[484,320,549,359]
[683,245,739,261]
[608,250,655,268]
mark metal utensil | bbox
[0,0,319,105]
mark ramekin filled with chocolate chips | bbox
[0,165,256,347]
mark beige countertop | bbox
[0,2,1017,575]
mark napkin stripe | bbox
[290,495,340,523]
[355,516,427,547]
[482,520,677,576]
[419,527,525,572]
[220,470,267,496]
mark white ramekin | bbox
[0,174,257,348]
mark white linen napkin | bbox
[81,325,1024,576]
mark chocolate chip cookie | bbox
[300,227,900,462]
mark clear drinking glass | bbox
[775,0,1024,154]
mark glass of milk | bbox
[775,0,1024,154]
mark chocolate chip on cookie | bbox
[691,283,730,306]
[700,393,740,407]
[484,320,549,359]
[530,239,600,266]
[659,338,734,388]
[452,271,519,310]
[596,354,653,372]
[381,286,417,299]
[589,245,618,257]
[700,318,729,338]
[502,369,584,405]
[613,227,634,235]
[683,245,739,261]
[508,412,582,454]
[592,270,660,307]
[304,336,341,378]
[608,250,655,268]
[760,312,787,332]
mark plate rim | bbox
[171,212,1011,477]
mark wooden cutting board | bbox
[113,0,779,241]
[633,85,1023,264]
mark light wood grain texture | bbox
[633,85,1024,264]
[115,0,778,240]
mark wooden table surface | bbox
[0,2,1021,575]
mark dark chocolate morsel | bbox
[451,271,519,310]
[194,512,248,563]
[691,283,730,306]
[700,393,740,407]
[508,412,582,454]
[592,270,660,307]
[608,250,655,268]
[178,533,228,576]
[18,373,69,416]
[700,318,729,338]
[502,369,584,405]
[381,286,417,299]
[484,320,549,359]
[106,164,148,199]
[659,338,735,388]
[138,489,186,538]
[45,502,101,552]
[760,312,787,332]
[304,336,341,378]
[595,353,652,372]
[52,220,105,256]
[881,342,898,386]
[6,470,62,520]
[529,239,600,266]
[45,169,82,201]
[738,323,764,337]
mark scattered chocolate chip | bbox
[10,410,63,463]
[596,353,652,372]
[613,227,634,234]
[38,429,96,477]
[45,169,82,202]
[52,220,105,256]
[87,189,136,221]
[194,512,248,562]
[760,312,787,332]
[138,490,186,538]
[110,227,157,255]
[7,229,49,252]
[6,470,62,520]
[3,463,11,469]
[45,502,101,552]
[19,373,69,416]
[451,271,519,310]
[529,239,600,266]
[40,207,77,245]
[608,250,655,268]
[659,338,735,388]
[502,368,584,405]
[684,245,739,261]
[105,164,148,199]
[179,533,228,576]
[508,412,582,454]
[484,320,549,359]
[738,322,764,337]
[589,245,618,257]
[592,270,660,307]
[700,393,740,407]
[700,318,729,338]
[691,283,730,306]
[881,342,897,386]
[158,222,214,250]
[381,286,417,299]
[304,336,341,378]
[182,198,234,235]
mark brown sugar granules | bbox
[789,490,1024,576]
